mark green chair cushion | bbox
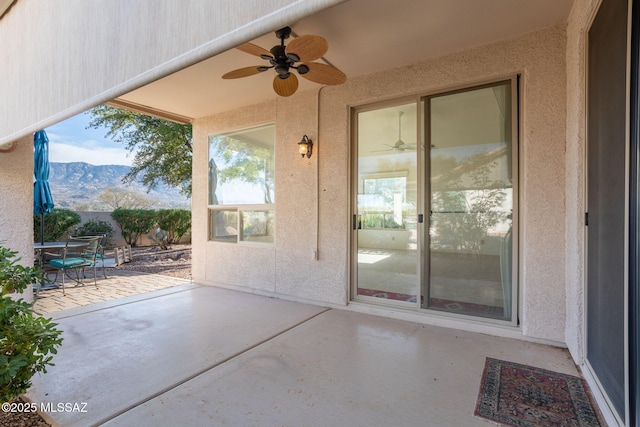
[50,258,92,269]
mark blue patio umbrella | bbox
[34,130,54,245]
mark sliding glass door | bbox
[353,102,419,303]
[352,79,517,322]
[424,81,516,320]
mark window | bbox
[208,124,275,244]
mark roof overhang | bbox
[112,0,574,121]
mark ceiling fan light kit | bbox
[222,26,346,97]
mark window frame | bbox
[207,123,276,245]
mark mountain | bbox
[48,162,191,210]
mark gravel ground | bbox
[112,244,192,279]
[1,244,193,426]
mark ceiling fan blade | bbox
[286,35,328,62]
[300,62,346,85]
[236,43,273,58]
[222,66,267,79]
[273,74,298,97]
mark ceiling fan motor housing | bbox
[270,45,295,79]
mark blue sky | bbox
[45,111,135,166]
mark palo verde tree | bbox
[87,105,193,196]
[94,187,158,211]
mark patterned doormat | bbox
[475,358,602,426]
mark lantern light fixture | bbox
[297,135,313,158]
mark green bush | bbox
[156,209,191,245]
[33,209,81,242]
[75,220,115,247]
[0,245,63,403]
[76,220,114,237]
[111,208,156,246]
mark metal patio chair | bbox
[48,236,101,295]
[75,233,109,279]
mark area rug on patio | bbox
[475,358,602,427]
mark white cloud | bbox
[48,141,134,166]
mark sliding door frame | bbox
[350,95,423,307]
[629,0,639,424]
[350,75,520,326]
[422,76,520,326]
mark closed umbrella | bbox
[34,130,54,245]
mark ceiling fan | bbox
[372,111,416,152]
[222,26,346,97]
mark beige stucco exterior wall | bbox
[0,0,346,146]
[0,135,35,302]
[564,0,601,365]
[193,25,568,343]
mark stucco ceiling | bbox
[114,0,574,122]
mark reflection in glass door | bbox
[352,80,517,322]
[425,81,516,320]
[354,102,419,303]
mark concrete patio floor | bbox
[24,283,581,427]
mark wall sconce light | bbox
[297,135,313,158]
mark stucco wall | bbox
[564,0,601,365]
[0,0,346,146]
[0,136,35,302]
[193,25,568,342]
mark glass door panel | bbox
[355,102,419,303]
[425,82,514,320]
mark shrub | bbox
[0,245,63,403]
[111,208,156,246]
[33,209,81,242]
[76,220,114,236]
[156,209,191,245]
[75,220,115,247]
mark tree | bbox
[95,187,158,210]
[87,105,193,196]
